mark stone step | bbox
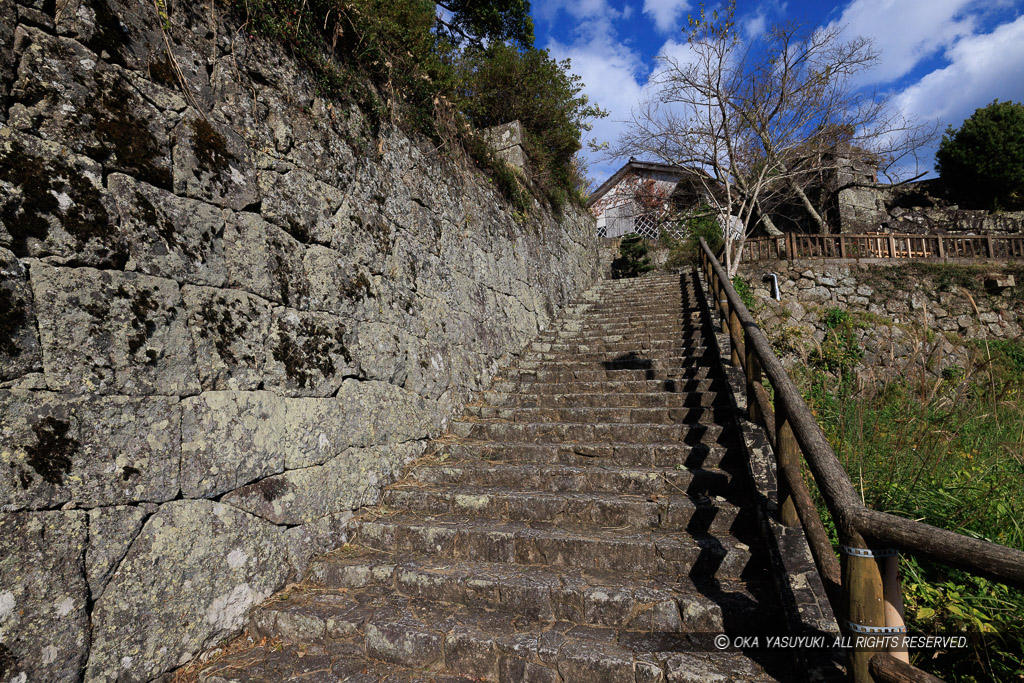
[381,484,749,533]
[404,461,738,499]
[512,355,715,372]
[488,377,726,395]
[540,324,698,338]
[498,366,723,383]
[458,405,736,426]
[450,420,735,444]
[426,440,743,469]
[471,390,728,410]
[530,339,690,352]
[521,346,707,360]
[306,548,769,633]
[352,514,757,580]
[192,640,483,682]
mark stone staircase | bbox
[192,273,790,682]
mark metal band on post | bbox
[840,546,898,559]
[845,621,907,635]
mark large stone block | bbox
[179,391,288,499]
[330,379,443,457]
[222,441,425,525]
[0,129,127,268]
[180,382,440,498]
[172,112,259,211]
[258,167,343,245]
[182,286,273,391]
[0,510,89,682]
[264,307,358,397]
[29,264,200,395]
[86,500,290,682]
[0,248,42,381]
[302,244,379,318]
[8,26,174,188]
[54,0,169,74]
[0,1,14,125]
[0,391,180,510]
[86,504,156,601]
[224,212,309,309]
[109,174,228,287]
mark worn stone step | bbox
[381,484,749,533]
[499,366,722,383]
[470,390,727,411]
[426,440,743,469]
[352,515,756,580]
[521,347,708,362]
[450,419,735,444]
[458,405,736,426]
[466,397,731,418]
[192,640,482,682]
[514,353,710,369]
[537,332,703,345]
[488,377,726,396]
[404,461,738,499]
[541,324,697,338]
[530,338,690,353]
[248,590,780,682]
[307,547,768,633]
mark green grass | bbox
[799,340,1024,681]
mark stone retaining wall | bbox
[0,1,598,680]
[738,259,1023,380]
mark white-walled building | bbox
[586,159,688,239]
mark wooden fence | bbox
[742,233,1024,262]
[699,237,1024,683]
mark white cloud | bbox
[894,15,1024,125]
[744,11,768,39]
[829,0,979,86]
[643,0,690,34]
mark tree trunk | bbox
[790,183,829,233]
[756,201,784,236]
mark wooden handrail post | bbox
[884,555,909,663]
[842,531,888,683]
[729,309,742,368]
[774,405,800,527]
[937,235,945,259]
[888,234,896,259]
[986,235,995,258]
[745,328,762,424]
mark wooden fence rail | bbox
[698,238,1024,683]
[742,233,1024,262]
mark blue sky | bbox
[530,0,1024,184]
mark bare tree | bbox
[609,2,938,275]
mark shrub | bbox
[611,234,654,279]
[231,0,602,211]
[455,43,607,204]
[936,100,1024,210]
[661,205,723,269]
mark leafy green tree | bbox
[456,43,607,192]
[936,100,1024,210]
[434,0,533,47]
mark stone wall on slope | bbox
[738,260,1023,382]
[0,1,599,680]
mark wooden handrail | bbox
[698,237,1024,683]
[742,233,1024,262]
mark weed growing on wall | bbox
[228,0,603,212]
